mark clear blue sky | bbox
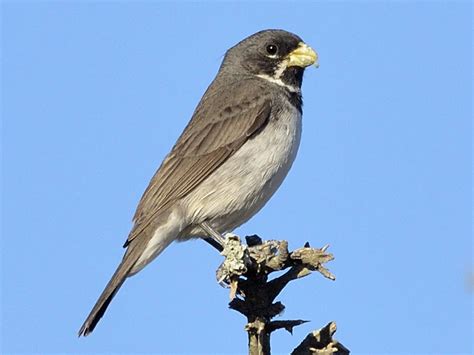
[2,1,472,354]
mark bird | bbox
[78,29,318,336]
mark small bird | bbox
[79,29,318,336]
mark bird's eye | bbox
[266,44,278,56]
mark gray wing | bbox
[125,79,272,246]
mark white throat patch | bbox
[256,74,301,93]
[256,59,300,93]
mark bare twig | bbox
[291,322,350,355]
[215,234,347,355]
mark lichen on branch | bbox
[215,234,348,355]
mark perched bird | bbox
[79,29,318,336]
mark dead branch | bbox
[292,322,350,355]
[215,234,349,355]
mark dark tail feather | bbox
[78,254,136,337]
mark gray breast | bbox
[180,100,302,237]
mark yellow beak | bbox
[286,42,319,68]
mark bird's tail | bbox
[78,251,137,337]
[79,213,179,336]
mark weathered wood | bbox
[215,234,348,354]
[291,322,350,355]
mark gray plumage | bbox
[79,29,317,336]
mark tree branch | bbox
[215,234,348,354]
[291,322,350,355]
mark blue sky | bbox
[2,1,472,354]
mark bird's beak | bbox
[286,42,319,68]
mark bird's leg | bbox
[202,236,224,252]
[200,221,225,252]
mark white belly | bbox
[181,105,302,236]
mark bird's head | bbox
[220,29,318,90]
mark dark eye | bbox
[266,44,278,56]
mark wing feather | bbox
[124,79,272,246]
